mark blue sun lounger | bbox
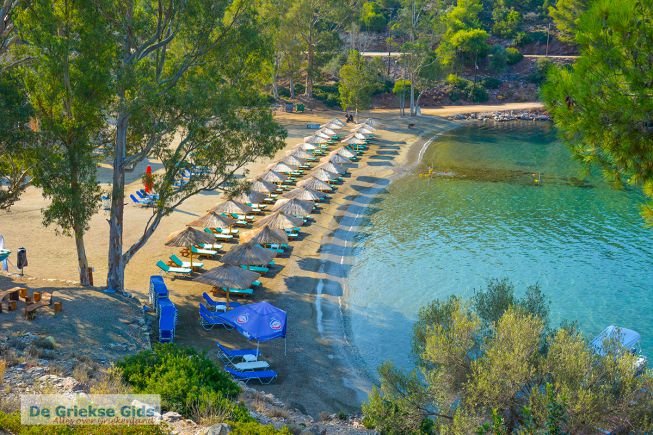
[225,367,277,384]
[202,292,241,312]
[130,194,152,207]
[199,303,233,330]
[216,341,259,364]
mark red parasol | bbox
[145,165,153,193]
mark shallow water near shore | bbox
[347,122,653,374]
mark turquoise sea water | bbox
[346,122,653,374]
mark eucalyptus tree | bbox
[13,0,113,285]
[542,0,653,224]
[338,50,379,117]
[103,0,286,292]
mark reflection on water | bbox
[347,122,653,374]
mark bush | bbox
[505,47,523,65]
[514,30,548,47]
[116,344,241,418]
[360,1,387,32]
[528,58,553,84]
[313,84,340,108]
[481,77,502,89]
[0,411,165,434]
[230,421,292,434]
[489,45,508,72]
[446,75,489,103]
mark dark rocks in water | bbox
[448,109,552,122]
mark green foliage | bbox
[363,278,653,433]
[0,411,165,434]
[229,421,292,434]
[360,1,387,32]
[438,28,490,69]
[338,50,380,112]
[492,5,522,38]
[543,0,653,224]
[392,79,411,95]
[313,84,340,108]
[528,58,553,83]
[116,344,241,418]
[505,47,523,65]
[514,30,548,46]
[549,0,588,42]
[489,45,508,72]
[446,75,489,103]
[481,77,502,89]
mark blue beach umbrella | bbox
[219,301,287,353]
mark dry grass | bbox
[89,368,131,394]
[187,398,236,426]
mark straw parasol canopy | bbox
[194,265,260,306]
[317,161,346,174]
[341,136,366,145]
[361,118,379,127]
[260,170,287,184]
[187,211,237,229]
[210,200,252,215]
[234,190,267,205]
[221,242,276,266]
[195,265,260,290]
[343,132,367,141]
[297,177,333,192]
[253,211,303,229]
[326,118,345,127]
[352,125,375,134]
[240,225,289,245]
[319,127,336,136]
[304,135,329,144]
[165,226,216,267]
[273,198,313,216]
[281,187,325,201]
[290,148,312,159]
[282,155,306,167]
[312,167,339,182]
[329,153,351,165]
[270,162,297,173]
[250,179,279,194]
[299,142,317,151]
[335,147,356,159]
[315,131,331,139]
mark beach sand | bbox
[0,103,535,415]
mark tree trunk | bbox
[289,76,295,99]
[74,225,91,286]
[106,111,127,293]
[272,55,280,100]
[305,40,314,98]
[409,78,416,117]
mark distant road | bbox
[360,51,578,60]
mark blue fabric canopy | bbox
[219,302,287,342]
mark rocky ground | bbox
[447,108,551,122]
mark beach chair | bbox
[156,260,192,278]
[202,292,241,312]
[216,228,239,235]
[201,243,223,251]
[225,367,277,385]
[138,189,160,200]
[215,287,254,296]
[170,254,204,270]
[216,341,259,364]
[199,303,233,330]
[190,245,218,258]
[204,228,234,241]
[241,265,269,274]
[130,194,152,207]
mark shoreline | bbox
[0,103,537,418]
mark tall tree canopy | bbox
[338,50,379,115]
[542,0,653,223]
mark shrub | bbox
[446,75,488,103]
[481,77,502,89]
[392,79,411,94]
[489,45,508,72]
[230,421,292,434]
[0,411,165,434]
[116,344,240,418]
[514,30,548,46]
[313,84,340,108]
[506,47,523,65]
[360,1,387,32]
[528,58,553,84]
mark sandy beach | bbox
[0,102,538,416]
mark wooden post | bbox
[8,300,16,311]
[53,301,62,313]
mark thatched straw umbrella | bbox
[240,225,289,245]
[234,190,267,205]
[312,167,339,182]
[341,136,366,145]
[335,147,356,159]
[273,198,313,217]
[165,226,215,268]
[260,170,287,184]
[187,211,237,230]
[290,149,312,159]
[281,187,325,202]
[319,127,337,136]
[352,125,375,134]
[329,153,351,165]
[317,161,346,175]
[282,155,306,168]
[323,118,345,128]
[194,265,260,307]
[342,132,367,141]
[253,211,303,230]
[297,176,333,192]
[209,200,252,215]
[250,179,280,195]
[221,242,276,267]
[270,162,297,173]
[299,142,317,151]
[304,135,329,144]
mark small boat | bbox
[591,325,647,371]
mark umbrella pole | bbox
[226,289,230,310]
[189,247,193,268]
